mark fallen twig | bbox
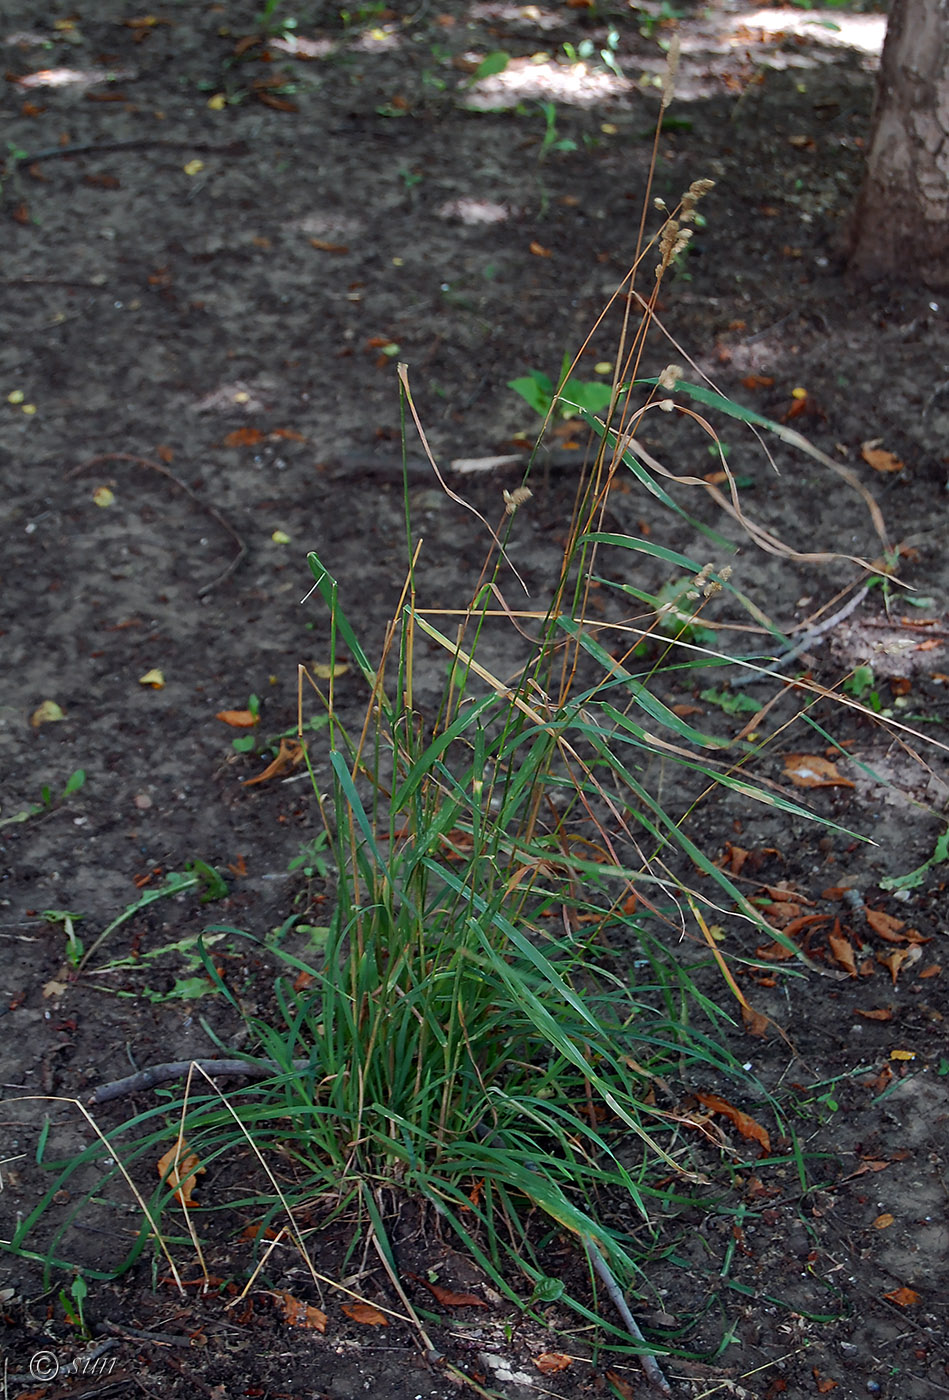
[730,584,871,687]
[7,138,248,169]
[89,1057,309,1104]
[66,452,246,594]
[584,1235,675,1396]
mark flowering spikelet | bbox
[680,178,715,225]
[655,220,692,278]
[660,31,680,112]
[503,486,532,515]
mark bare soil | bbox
[2,2,948,1398]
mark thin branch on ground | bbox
[584,1236,674,1397]
[8,138,248,168]
[66,452,247,594]
[89,1058,308,1105]
[730,584,871,687]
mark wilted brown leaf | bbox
[342,1302,388,1326]
[257,92,299,112]
[828,924,858,977]
[872,1213,895,1230]
[310,238,349,254]
[30,700,66,727]
[695,1092,771,1153]
[216,709,259,728]
[760,900,804,927]
[883,1286,920,1307]
[242,737,304,787]
[783,754,855,789]
[605,1371,636,1400]
[740,1001,769,1037]
[813,1371,838,1393]
[861,443,904,474]
[223,427,266,447]
[529,241,552,257]
[422,1280,487,1308]
[157,1140,205,1207]
[275,1290,328,1330]
[865,909,905,941]
[756,940,798,961]
[877,945,921,985]
[534,1353,573,1374]
[854,1008,893,1021]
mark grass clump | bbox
[4,157,889,1380]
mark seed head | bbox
[503,486,533,515]
[660,31,680,112]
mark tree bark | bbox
[848,0,949,286]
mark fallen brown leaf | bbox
[342,1302,388,1326]
[605,1371,636,1399]
[216,709,259,728]
[421,1280,487,1308]
[242,737,304,787]
[883,1286,920,1307]
[740,1001,769,1037]
[864,908,905,941]
[223,427,266,447]
[877,945,921,985]
[861,443,904,473]
[534,1353,573,1374]
[274,1290,328,1331]
[854,1008,893,1021]
[695,1092,771,1153]
[828,924,858,977]
[783,754,855,789]
[157,1139,205,1207]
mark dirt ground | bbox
[2,1,948,1396]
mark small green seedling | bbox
[232,694,261,753]
[700,688,762,717]
[843,665,883,713]
[60,1274,89,1337]
[186,858,229,904]
[0,769,86,830]
[288,829,331,880]
[468,51,509,85]
[537,101,577,159]
[880,828,949,892]
[509,355,614,420]
[41,909,85,968]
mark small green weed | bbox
[41,910,85,969]
[509,355,613,419]
[843,664,884,713]
[59,1274,90,1337]
[0,769,85,830]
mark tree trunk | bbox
[848,0,949,286]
